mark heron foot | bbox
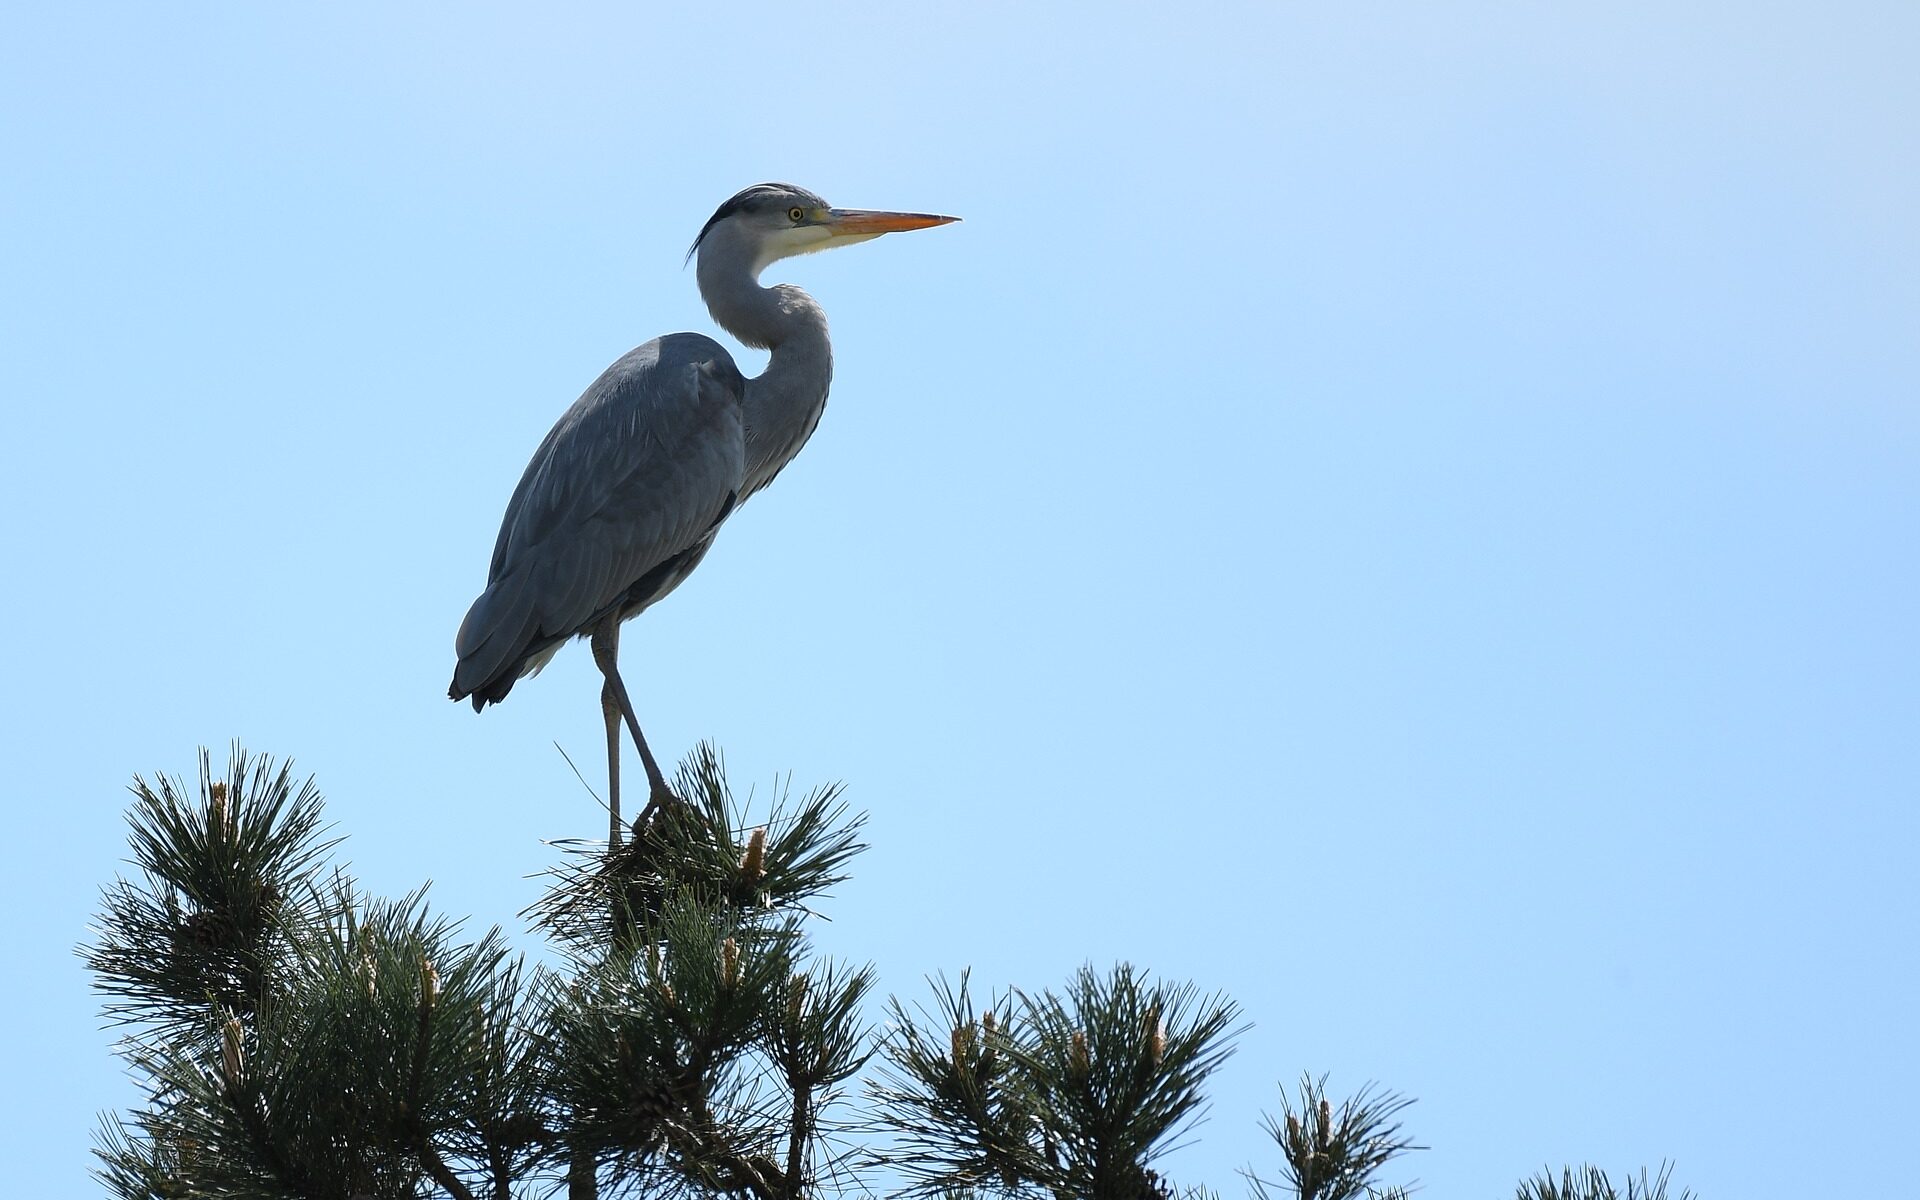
[631,786,689,839]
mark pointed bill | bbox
[825,208,961,235]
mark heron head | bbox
[687,182,958,274]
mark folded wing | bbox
[451,334,747,706]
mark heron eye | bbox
[788,206,806,223]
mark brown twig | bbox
[420,1143,479,1200]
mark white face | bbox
[753,221,832,272]
[751,220,881,276]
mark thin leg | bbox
[600,678,623,849]
[589,614,677,825]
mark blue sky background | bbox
[4,2,1916,1195]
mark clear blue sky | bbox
[4,2,1915,1195]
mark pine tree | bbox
[85,746,1692,1199]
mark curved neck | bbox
[697,230,834,496]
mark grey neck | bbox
[696,229,834,497]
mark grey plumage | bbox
[451,337,745,707]
[450,183,957,831]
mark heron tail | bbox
[449,573,542,709]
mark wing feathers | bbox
[450,336,747,703]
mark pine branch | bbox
[1516,1162,1692,1200]
[85,745,336,1039]
[528,741,867,961]
[1246,1074,1421,1200]
[421,1142,480,1200]
[88,744,1694,1200]
[873,965,1244,1199]
[868,971,1030,1196]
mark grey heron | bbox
[450,183,957,843]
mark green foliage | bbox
[106,888,542,1199]
[870,966,1242,1199]
[85,744,1695,1199]
[86,746,336,1037]
[1245,1075,1418,1200]
[542,897,836,1194]
[1516,1163,1692,1200]
[530,743,866,959]
[530,745,878,1197]
[87,743,875,1200]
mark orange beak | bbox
[824,208,961,235]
